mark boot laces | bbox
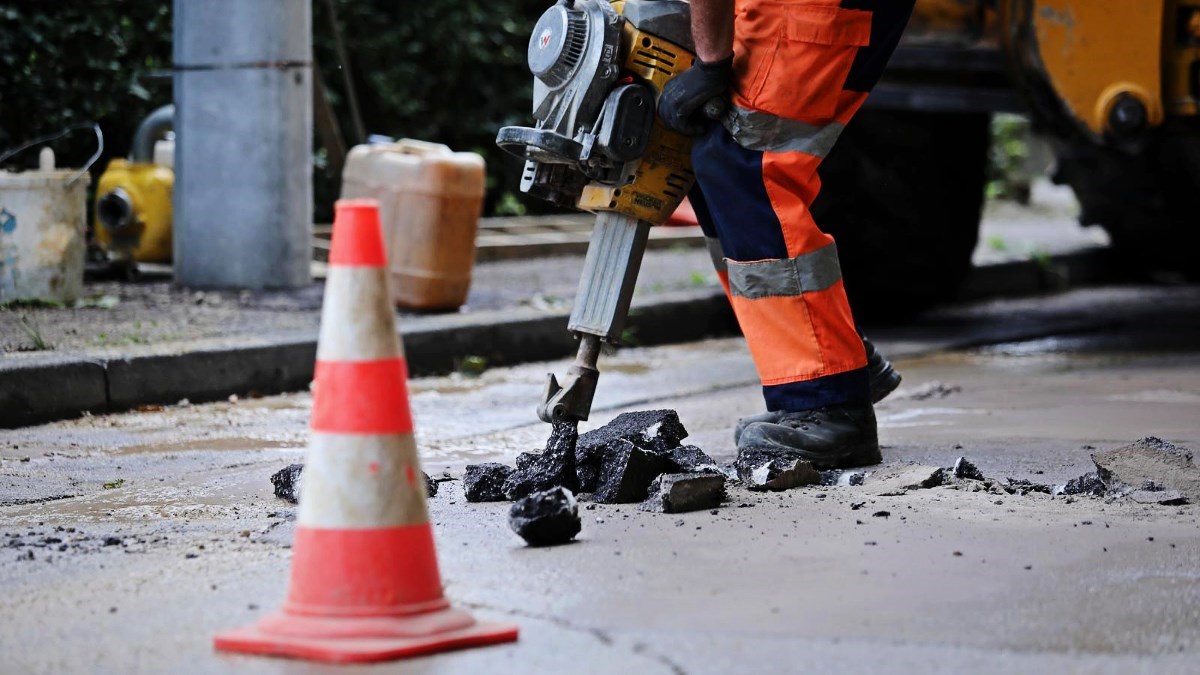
[776,409,826,431]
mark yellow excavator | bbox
[823,0,1200,314]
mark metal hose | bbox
[130,104,175,163]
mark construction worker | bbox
[659,0,914,468]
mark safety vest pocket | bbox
[741,4,872,122]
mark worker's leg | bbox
[692,0,914,467]
[693,128,867,411]
[693,181,901,415]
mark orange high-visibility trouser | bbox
[689,0,914,412]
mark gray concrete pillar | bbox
[173,0,313,289]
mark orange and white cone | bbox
[214,199,518,663]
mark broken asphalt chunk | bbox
[640,473,726,514]
[463,463,515,502]
[503,422,580,500]
[735,447,820,491]
[578,409,688,454]
[270,464,304,504]
[665,445,720,474]
[508,487,581,547]
[952,457,984,481]
[593,440,672,503]
[1058,471,1106,496]
[577,409,687,491]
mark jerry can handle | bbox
[393,138,452,156]
[0,122,104,188]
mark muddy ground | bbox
[1,283,1198,673]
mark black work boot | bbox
[736,402,881,470]
[863,336,902,404]
[733,337,900,444]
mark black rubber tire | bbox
[811,109,990,320]
[1053,120,1200,281]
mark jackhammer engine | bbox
[496,0,700,425]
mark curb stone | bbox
[0,247,1112,428]
[0,289,737,429]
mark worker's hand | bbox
[658,55,732,136]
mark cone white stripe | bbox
[316,266,405,362]
[298,433,429,529]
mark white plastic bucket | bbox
[0,157,89,304]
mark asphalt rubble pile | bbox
[859,437,1195,506]
[475,414,1200,547]
[1055,436,1196,505]
[268,424,1193,549]
[464,410,728,546]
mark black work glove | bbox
[657,55,732,136]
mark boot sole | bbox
[796,441,882,471]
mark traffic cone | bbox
[214,199,518,663]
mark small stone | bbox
[423,472,438,498]
[508,487,581,547]
[819,469,866,487]
[640,473,726,513]
[463,463,515,502]
[102,537,121,547]
[1005,478,1053,495]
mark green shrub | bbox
[0,3,172,173]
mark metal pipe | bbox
[130,104,175,163]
